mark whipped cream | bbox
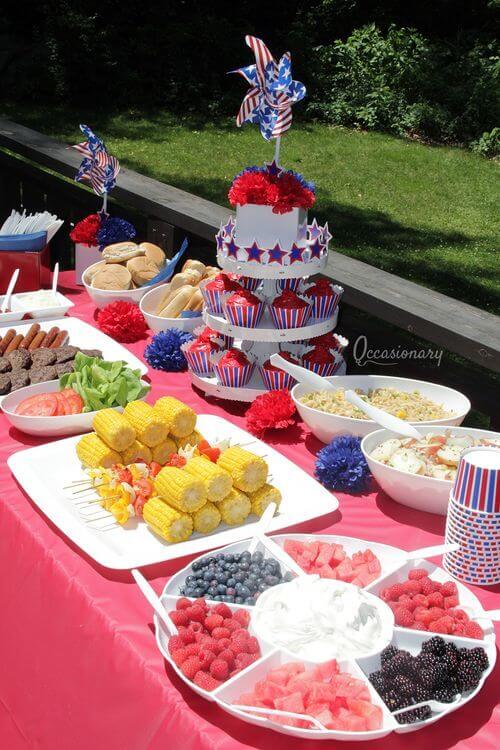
[252,576,391,662]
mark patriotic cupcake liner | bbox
[300,360,337,378]
[223,298,265,328]
[181,344,213,376]
[199,279,232,315]
[239,276,261,292]
[192,325,234,350]
[260,366,296,391]
[276,278,302,293]
[211,350,255,388]
[452,446,500,513]
[270,298,312,329]
[305,284,344,320]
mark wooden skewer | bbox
[63,479,92,489]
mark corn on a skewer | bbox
[93,410,136,452]
[191,501,221,534]
[217,447,268,494]
[151,438,178,465]
[123,401,168,447]
[247,483,282,517]
[153,397,196,438]
[109,500,130,525]
[184,456,232,504]
[121,439,153,466]
[154,466,206,512]
[219,488,251,526]
[76,433,122,469]
[176,430,204,450]
[143,496,193,542]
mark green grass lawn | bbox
[2,107,499,312]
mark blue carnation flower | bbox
[144,329,194,372]
[315,435,371,493]
[97,216,136,248]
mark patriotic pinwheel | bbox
[73,124,120,196]
[232,35,306,141]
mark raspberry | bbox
[379,588,389,601]
[169,610,189,626]
[414,609,433,626]
[218,648,235,666]
[402,580,421,595]
[198,649,216,670]
[444,596,459,609]
[408,568,428,581]
[189,621,204,634]
[212,627,231,640]
[235,652,258,669]
[195,633,212,646]
[398,594,412,605]
[429,618,450,634]
[450,608,468,622]
[184,642,201,656]
[176,597,192,610]
[386,583,405,601]
[428,607,445,620]
[452,622,466,636]
[204,614,224,631]
[181,656,202,680]
[168,635,184,654]
[185,605,205,623]
[231,628,250,640]
[412,620,427,630]
[232,609,250,626]
[430,580,442,592]
[412,594,429,607]
[427,592,444,608]
[419,577,434,595]
[464,621,484,640]
[179,627,195,644]
[213,603,232,619]
[216,637,231,651]
[231,636,249,655]
[406,599,418,612]
[210,658,229,680]
[171,647,188,666]
[193,671,222,691]
[441,581,458,597]
[246,636,260,654]
[395,607,415,627]
[223,618,240,632]
[194,597,208,610]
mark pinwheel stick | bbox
[274,136,281,165]
[102,192,108,214]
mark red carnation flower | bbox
[70,213,101,246]
[246,389,296,437]
[97,301,148,343]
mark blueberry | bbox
[283,572,294,582]
[244,596,256,605]
[227,577,236,588]
[241,551,251,561]
[235,582,243,593]
[228,563,238,574]
[225,554,234,563]
[213,595,222,601]
[193,588,204,597]
[217,584,227,594]
[203,570,212,581]
[233,553,241,562]
[248,573,258,583]
[192,560,201,571]
[234,571,246,583]
[239,562,250,571]
[207,586,217,596]
[226,595,235,603]
[258,581,268,592]
[265,575,279,586]
[252,551,264,564]
[226,587,236,596]
[216,553,224,561]
[235,596,243,604]
[239,585,250,598]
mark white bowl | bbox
[139,283,202,333]
[1,379,149,437]
[292,375,470,443]
[82,261,163,309]
[9,290,74,320]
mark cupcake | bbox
[239,275,261,292]
[200,273,241,314]
[270,290,312,329]
[310,331,349,352]
[224,289,264,328]
[301,345,340,377]
[182,336,220,376]
[212,348,255,387]
[195,325,234,349]
[304,279,343,319]
[260,350,298,391]
[276,277,302,293]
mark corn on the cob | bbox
[217,447,268,494]
[151,437,178,465]
[247,483,282,517]
[153,397,196,438]
[143,496,193,542]
[76,433,122,468]
[184,456,232,503]
[176,430,205,450]
[191,501,221,534]
[154,466,206,512]
[93,409,136,452]
[219,488,251,526]
[121,439,153,466]
[123,401,168,447]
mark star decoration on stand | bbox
[268,242,287,264]
[308,218,322,240]
[320,222,332,245]
[222,217,236,236]
[298,222,308,241]
[225,238,239,258]
[309,239,323,259]
[216,231,225,252]
[289,243,305,263]
[246,241,265,262]
[265,159,283,178]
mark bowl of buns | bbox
[140,259,219,332]
[82,241,168,308]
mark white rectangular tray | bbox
[8,415,339,569]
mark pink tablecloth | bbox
[1,273,498,750]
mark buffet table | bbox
[1,273,498,750]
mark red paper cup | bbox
[301,360,336,377]
[199,282,230,315]
[452,446,500,513]
[306,285,343,320]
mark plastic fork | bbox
[131,568,178,635]
[224,702,327,731]
[402,542,460,561]
[392,694,461,716]
[248,502,277,553]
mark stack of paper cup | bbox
[444,446,500,586]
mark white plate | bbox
[7,414,339,569]
[1,378,149,437]
[153,536,496,741]
[0,295,26,325]
[0,317,147,406]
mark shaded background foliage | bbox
[1,0,498,150]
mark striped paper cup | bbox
[181,343,213,376]
[443,555,500,586]
[306,284,344,320]
[199,279,233,315]
[270,299,312,330]
[260,366,296,391]
[239,276,261,292]
[444,502,500,585]
[300,360,337,378]
[192,325,234,350]
[223,299,265,328]
[452,446,500,513]
[276,278,302,293]
[211,352,255,388]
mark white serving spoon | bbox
[51,262,59,297]
[270,353,336,392]
[392,694,461,716]
[344,388,422,440]
[223,702,328,731]
[402,542,460,562]
[131,568,178,635]
[248,502,277,553]
[1,268,20,313]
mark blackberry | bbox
[396,706,432,725]
[456,663,482,693]
[442,642,459,672]
[432,687,458,703]
[369,670,387,693]
[381,689,406,711]
[466,647,489,672]
[419,663,448,690]
[392,675,416,698]
[383,651,414,677]
[415,652,435,672]
[422,636,447,657]
[412,684,432,702]
[380,644,398,666]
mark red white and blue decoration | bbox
[212,355,255,388]
[73,124,120,196]
[452,447,500,513]
[270,298,312,330]
[232,36,306,141]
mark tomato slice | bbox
[200,446,221,463]
[60,389,84,414]
[197,439,211,452]
[53,392,70,416]
[16,393,58,417]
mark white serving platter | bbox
[8,414,339,569]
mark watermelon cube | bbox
[281,661,306,677]
[335,560,355,582]
[346,699,383,730]
[313,708,334,728]
[266,667,290,687]
[254,680,288,703]
[316,543,335,567]
[283,539,303,560]
[275,691,306,715]
[311,659,339,682]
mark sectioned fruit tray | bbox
[154,533,496,741]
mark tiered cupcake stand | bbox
[189,252,345,402]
